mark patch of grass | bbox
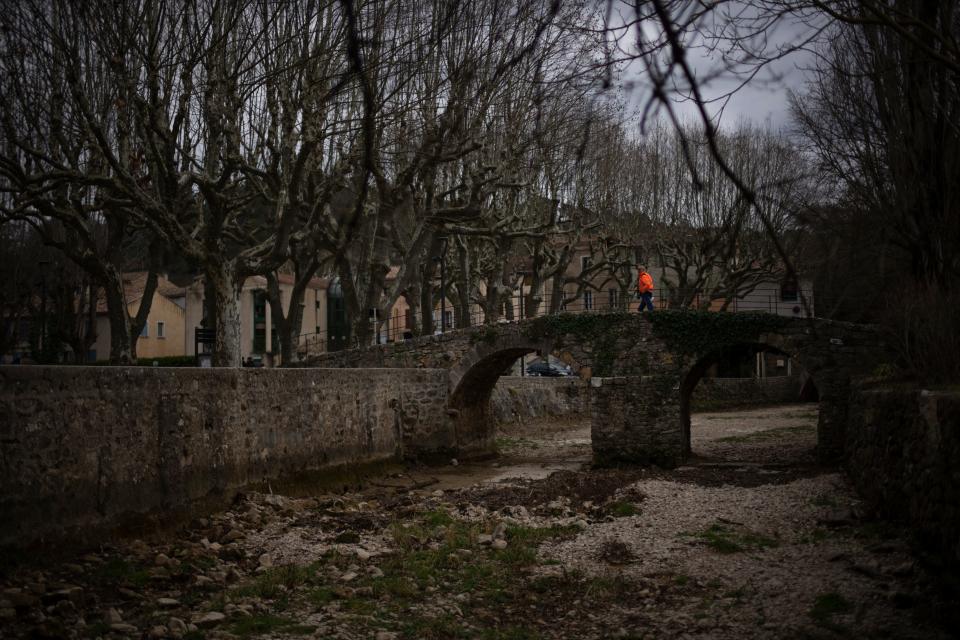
[724,586,748,600]
[799,528,832,544]
[423,509,455,527]
[399,613,466,639]
[233,564,316,600]
[230,613,316,637]
[780,410,819,419]
[606,501,640,517]
[210,515,583,639]
[673,574,690,586]
[809,591,854,633]
[306,585,337,607]
[506,524,580,547]
[478,626,542,639]
[496,436,540,452]
[810,494,839,507]
[850,520,900,541]
[334,531,361,543]
[355,519,580,632]
[90,557,150,588]
[716,424,815,443]
[690,523,780,554]
[85,622,112,638]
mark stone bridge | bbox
[304,311,891,466]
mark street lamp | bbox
[433,236,449,333]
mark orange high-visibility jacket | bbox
[637,271,654,294]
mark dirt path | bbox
[0,405,952,639]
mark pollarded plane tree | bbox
[430,9,615,326]
[2,0,379,367]
[320,0,609,342]
[0,0,176,363]
[597,120,811,310]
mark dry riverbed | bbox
[0,404,954,639]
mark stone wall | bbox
[591,376,683,468]
[0,366,450,547]
[691,376,802,411]
[490,377,589,426]
[845,387,960,569]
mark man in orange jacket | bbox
[637,265,655,312]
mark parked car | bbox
[526,362,570,377]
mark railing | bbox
[294,287,818,358]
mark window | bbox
[583,290,593,310]
[444,310,454,329]
[608,289,618,309]
[315,299,320,310]
[157,321,165,338]
[140,323,148,338]
[780,275,799,302]
[315,326,321,335]
[580,256,592,273]
[253,290,267,353]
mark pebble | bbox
[194,611,226,627]
[53,599,77,616]
[491,539,508,550]
[356,549,372,561]
[156,597,180,607]
[154,553,172,567]
[110,623,139,633]
[104,608,123,624]
[4,588,37,608]
[222,528,245,543]
[168,617,188,634]
[25,582,46,595]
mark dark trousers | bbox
[638,291,655,312]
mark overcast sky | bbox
[614,3,823,133]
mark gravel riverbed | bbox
[0,404,953,639]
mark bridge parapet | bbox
[302,311,892,464]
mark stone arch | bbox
[678,339,817,457]
[447,333,583,457]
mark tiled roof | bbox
[96,272,187,314]
[243,274,329,290]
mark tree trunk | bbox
[102,268,135,364]
[419,275,435,335]
[483,284,502,323]
[525,277,544,319]
[455,241,472,328]
[282,302,304,365]
[548,274,566,314]
[267,278,307,367]
[207,261,242,367]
